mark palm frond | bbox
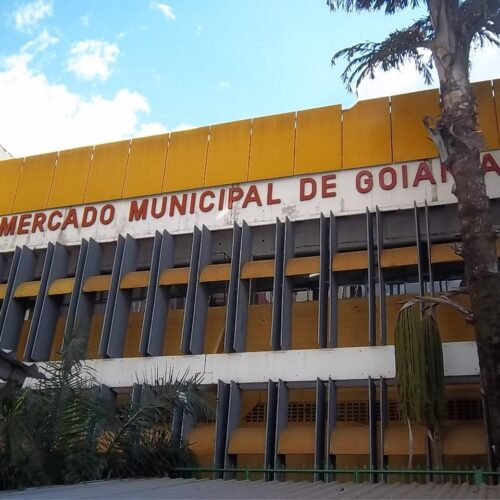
[326,0,423,14]
[332,17,434,92]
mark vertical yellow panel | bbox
[248,112,295,181]
[473,81,500,149]
[12,152,57,213]
[204,119,251,187]
[342,97,392,169]
[122,134,169,198]
[47,146,93,208]
[162,127,209,192]
[294,105,342,174]
[494,79,500,146]
[391,89,440,162]
[84,140,130,203]
[0,158,22,215]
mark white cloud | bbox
[67,40,119,82]
[13,0,53,33]
[171,123,194,132]
[134,122,168,137]
[150,2,176,20]
[0,48,163,157]
[357,45,500,101]
[21,29,58,54]
[217,80,231,90]
[80,14,90,27]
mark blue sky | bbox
[0,0,498,157]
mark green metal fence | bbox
[174,467,500,485]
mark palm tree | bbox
[0,329,211,490]
[327,0,500,458]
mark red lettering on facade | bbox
[322,174,337,198]
[379,167,397,191]
[129,199,149,221]
[242,185,263,208]
[199,191,215,213]
[61,209,79,230]
[17,214,32,235]
[152,197,167,218]
[218,189,225,210]
[402,164,409,188]
[48,211,62,231]
[82,206,97,227]
[266,183,281,205]
[169,194,187,217]
[100,204,115,225]
[228,187,244,209]
[482,153,500,174]
[413,161,436,187]
[0,216,17,236]
[300,178,317,201]
[441,162,449,183]
[32,212,46,232]
[356,170,373,194]
[189,193,197,214]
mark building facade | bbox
[0,80,500,476]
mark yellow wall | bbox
[3,79,499,214]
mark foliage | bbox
[0,329,212,491]
[394,304,444,429]
[327,0,499,92]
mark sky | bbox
[0,0,499,158]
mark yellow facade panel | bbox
[248,112,295,181]
[83,275,111,292]
[12,153,57,213]
[294,105,342,174]
[473,81,499,149]
[205,119,251,187]
[84,140,130,204]
[48,277,75,295]
[494,79,500,145]
[228,427,266,455]
[0,283,6,300]
[0,158,22,215]
[47,146,93,208]
[14,280,41,298]
[442,422,486,455]
[120,270,150,289]
[162,127,209,192]
[342,97,392,169]
[241,259,275,279]
[332,251,368,271]
[122,134,169,198]
[431,243,462,264]
[330,423,369,455]
[391,89,440,162]
[278,425,315,455]
[187,424,215,457]
[199,263,231,283]
[159,267,190,285]
[285,256,320,276]
[380,247,418,268]
[384,424,427,455]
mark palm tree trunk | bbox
[427,0,500,463]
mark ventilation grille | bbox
[447,399,483,420]
[243,399,482,423]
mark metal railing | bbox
[174,467,500,485]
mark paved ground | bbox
[2,477,500,499]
